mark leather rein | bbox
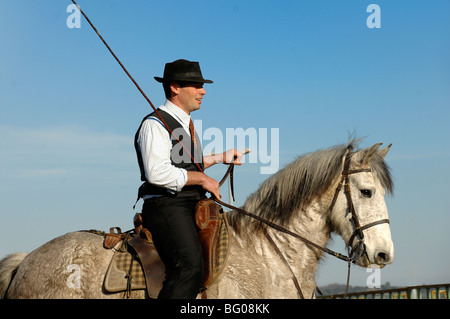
[215,150,390,298]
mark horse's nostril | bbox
[376,252,389,263]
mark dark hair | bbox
[162,82,170,99]
[162,81,200,99]
[162,81,184,99]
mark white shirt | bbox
[137,100,195,193]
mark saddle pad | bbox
[103,213,230,296]
[104,247,146,293]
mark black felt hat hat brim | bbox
[154,59,213,84]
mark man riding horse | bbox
[134,59,242,299]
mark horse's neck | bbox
[291,199,332,249]
[226,200,332,298]
[272,201,332,272]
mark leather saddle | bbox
[103,198,226,298]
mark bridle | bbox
[215,149,390,298]
[327,150,390,263]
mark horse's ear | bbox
[377,143,392,159]
[361,143,383,165]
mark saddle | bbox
[103,198,229,298]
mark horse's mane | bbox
[228,139,393,234]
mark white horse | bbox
[0,141,394,299]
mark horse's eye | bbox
[360,189,372,198]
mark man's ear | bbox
[170,82,181,96]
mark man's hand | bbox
[222,148,243,165]
[186,171,221,199]
[203,148,245,169]
[190,148,247,198]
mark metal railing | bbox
[319,283,450,299]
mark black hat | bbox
[154,59,213,84]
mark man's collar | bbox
[162,100,191,126]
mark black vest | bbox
[134,109,205,198]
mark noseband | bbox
[328,152,390,262]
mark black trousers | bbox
[141,195,204,299]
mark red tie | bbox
[189,119,197,148]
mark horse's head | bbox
[330,143,394,268]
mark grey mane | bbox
[228,139,393,234]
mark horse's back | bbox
[7,231,114,298]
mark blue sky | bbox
[1,0,449,288]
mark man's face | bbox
[171,82,206,114]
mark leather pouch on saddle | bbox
[103,227,124,249]
[195,198,223,287]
